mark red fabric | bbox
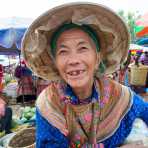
[21,60,26,66]
[0,64,3,78]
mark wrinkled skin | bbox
[55,28,100,99]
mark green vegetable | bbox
[11,119,18,129]
[23,106,31,113]
[24,112,34,120]
[31,107,36,113]
[21,117,28,123]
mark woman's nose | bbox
[67,53,80,66]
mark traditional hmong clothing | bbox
[16,76,36,103]
[36,76,148,148]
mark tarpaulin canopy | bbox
[135,12,148,37]
[0,17,32,55]
[136,37,148,45]
[0,28,26,49]
[0,44,20,55]
[136,27,148,37]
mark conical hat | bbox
[22,2,130,80]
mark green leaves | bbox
[118,10,140,43]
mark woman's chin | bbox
[67,79,89,90]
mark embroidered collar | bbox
[64,83,99,105]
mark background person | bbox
[14,60,36,103]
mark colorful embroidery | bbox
[64,83,99,105]
[36,76,131,147]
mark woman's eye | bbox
[79,47,88,52]
[57,50,68,55]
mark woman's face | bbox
[55,28,99,90]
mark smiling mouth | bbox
[67,70,85,77]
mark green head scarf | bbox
[50,23,106,73]
[50,23,100,57]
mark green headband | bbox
[50,23,100,57]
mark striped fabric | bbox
[36,76,131,147]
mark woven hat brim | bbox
[22,2,130,80]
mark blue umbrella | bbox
[0,45,20,55]
[0,28,26,49]
[0,17,32,49]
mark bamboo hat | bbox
[22,2,130,80]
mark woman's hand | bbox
[119,141,147,148]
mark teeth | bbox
[68,70,84,76]
[71,71,77,75]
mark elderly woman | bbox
[22,3,148,148]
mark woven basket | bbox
[7,127,35,148]
[129,64,148,86]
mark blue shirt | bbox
[36,92,148,148]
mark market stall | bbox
[0,18,36,143]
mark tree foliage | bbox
[118,10,140,43]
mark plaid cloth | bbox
[17,76,35,96]
[36,79,50,96]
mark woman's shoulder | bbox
[96,76,130,101]
[95,76,132,120]
[38,80,64,95]
[99,76,148,118]
[36,81,65,109]
[36,81,69,136]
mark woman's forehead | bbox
[57,29,94,44]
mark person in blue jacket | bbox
[22,2,148,148]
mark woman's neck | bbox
[73,81,94,100]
